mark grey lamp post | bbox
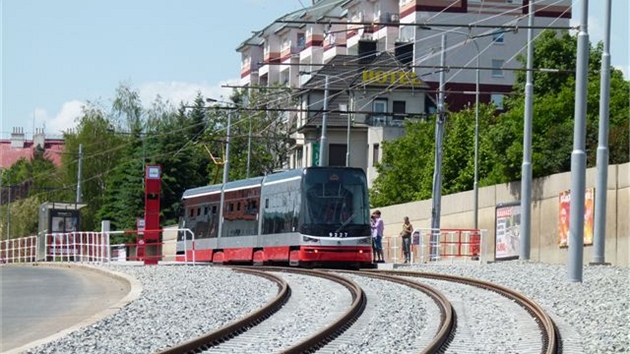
[451,33,481,230]
[425,27,482,230]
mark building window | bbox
[329,144,346,166]
[393,100,406,115]
[491,94,505,110]
[372,144,380,166]
[492,31,504,44]
[492,59,504,77]
[297,33,306,49]
[373,99,387,125]
[373,2,380,20]
[399,26,414,42]
[296,147,303,168]
[392,100,406,126]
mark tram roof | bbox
[182,176,265,199]
[261,168,303,184]
[182,167,367,200]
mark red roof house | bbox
[0,128,65,169]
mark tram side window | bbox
[262,180,301,234]
[247,200,258,214]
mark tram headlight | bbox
[358,237,370,244]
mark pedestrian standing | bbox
[400,216,413,263]
[371,210,385,262]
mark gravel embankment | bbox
[26,265,277,354]
[24,261,629,354]
[416,261,629,354]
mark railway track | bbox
[366,269,561,354]
[157,267,559,354]
[330,269,455,353]
[156,266,366,354]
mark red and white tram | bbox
[176,167,373,267]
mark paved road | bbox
[0,265,130,353]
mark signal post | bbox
[143,165,162,265]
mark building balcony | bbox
[368,114,425,127]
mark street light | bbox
[242,93,252,178]
[425,27,481,230]
[461,37,481,231]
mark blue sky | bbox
[1,0,628,139]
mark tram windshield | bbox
[302,168,370,231]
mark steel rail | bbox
[370,269,560,354]
[155,268,290,354]
[157,266,366,354]
[343,270,456,354]
[258,267,367,354]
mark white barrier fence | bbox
[0,236,38,263]
[2,228,482,265]
[383,228,487,264]
[1,228,195,265]
[46,232,110,263]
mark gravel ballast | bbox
[23,261,629,354]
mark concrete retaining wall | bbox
[375,163,629,266]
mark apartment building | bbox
[236,0,571,185]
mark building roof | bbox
[0,139,65,169]
[235,0,346,52]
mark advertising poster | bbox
[558,188,594,247]
[495,202,521,260]
[50,210,79,233]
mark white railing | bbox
[0,236,38,263]
[383,228,486,264]
[411,228,486,264]
[45,232,110,264]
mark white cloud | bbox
[138,79,239,107]
[34,100,85,137]
[613,64,629,79]
[29,80,240,137]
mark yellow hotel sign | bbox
[362,70,424,86]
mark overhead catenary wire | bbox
[5,0,579,202]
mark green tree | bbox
[369,118,434,206]
[60,103,126,231]
[370,30,629,207]
[150,94,210,225]
[370,105,496,207]
[487,32,629,184]
[96,84,147,231]
[0,145,59,238]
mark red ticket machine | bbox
[143,165,161,265]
